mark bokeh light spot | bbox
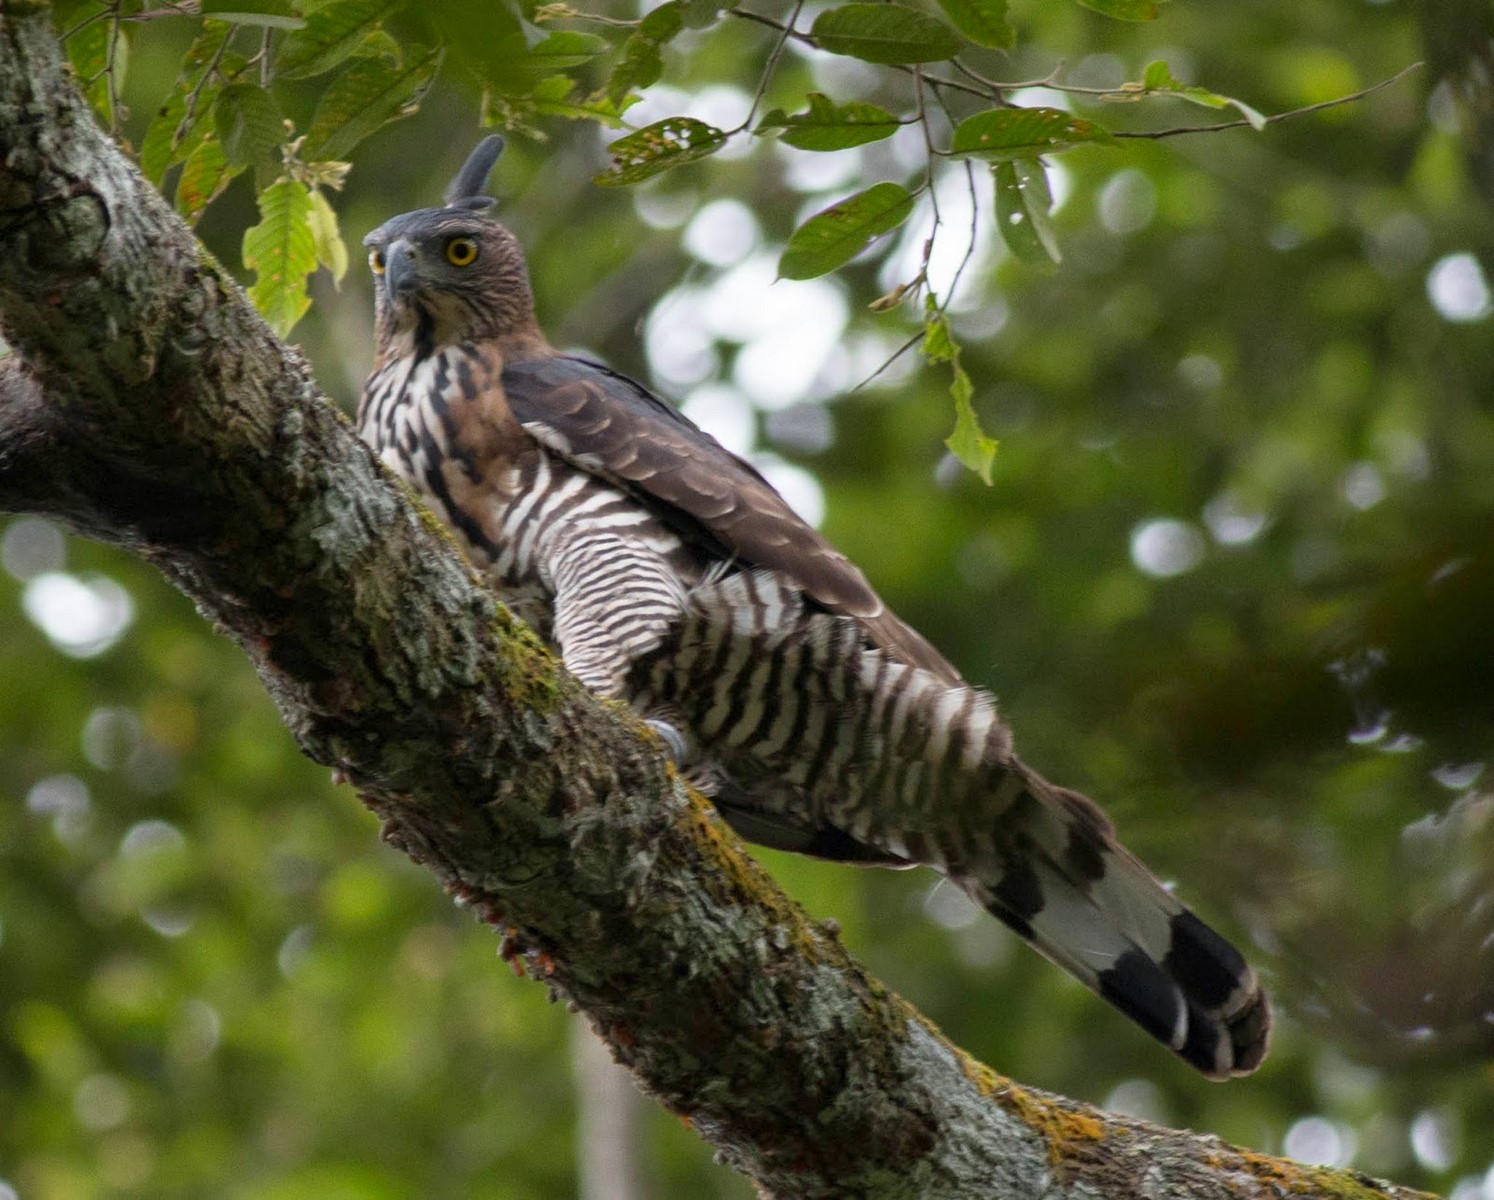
[1130,519,1206,577]
[1426,253,1492,323]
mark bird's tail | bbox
[630,570,1271,1076]
[953,761,1270,1079]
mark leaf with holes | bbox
[778,183,914,280]
[933,0,1013,49]
[811,3,960,64]
[756,93,901,151]
[278,0,402,79]
[595,118,728,186]
[950,107,1113,159]
[992,160,1060,266]
[243,178,318,338]
[304,47,443,161]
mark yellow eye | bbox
[369,249,386,275]
[445,237,478,267]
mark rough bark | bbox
[0,5,1438,1198]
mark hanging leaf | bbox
[950,106,1113,159]
[594,117,727,185]
[176,138,241,225]
[755,93,901,150]
[811,3,960,64]
[215,83,284,172]
[992,160,1060,266]
[242,178,319,338]
[303,47,443,161]
[607,3,685,105]
[933,0,1013,49]
[922,299,996,483]
[778,182,914,280]
[278,0,402,79]
[306,188,349,287]
[1077,0,1161,19]
[1136,60,1268,130]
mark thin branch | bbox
[731,0,804,133]
[849,328,923,393]
[176,29,232,148]
[1113,61,1423,139]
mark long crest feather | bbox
[443,136,505,211]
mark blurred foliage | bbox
[4,0,1494,1196]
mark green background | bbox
[3,1,1493,1195]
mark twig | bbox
[176,30,233,150]
[105,6,123,135]
[733,0,804,133]
[849,329,923,393]
[1113,62,1423,139]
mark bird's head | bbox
[364,136,537,353]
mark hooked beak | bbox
[383,239,419,302]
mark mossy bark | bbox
[0,6,1438,1198]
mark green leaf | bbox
[278,0,402,79]
[933,0,1013,49]
[922,300,996,483]
[639,0,685,40]
[678,0,735,28]
[477,31,608,93]
[138,27,237,188]
[66,13,127,127]
[424,0,528,86]
[307,188,349,286]
[1077,0,1161,19]
[992,160,1060,266]
[778,182,914,280]
[242,178,319,338]
[950,106,1113,159]
[945,368,997,483]
[594,117,728,185]
[529,75,635,126]
[303,47,443,161]
[606,4,686,106]
[200,0,305,29]
[215,84,284,171]
[607,33,664,105]
[1140,60,1268,130]
[811,3,960,64]
[523,31,608,72]
[176,138,241,225]
[755,93,901,151]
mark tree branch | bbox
[0,5,1438,1197]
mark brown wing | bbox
[502,356,961,683]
